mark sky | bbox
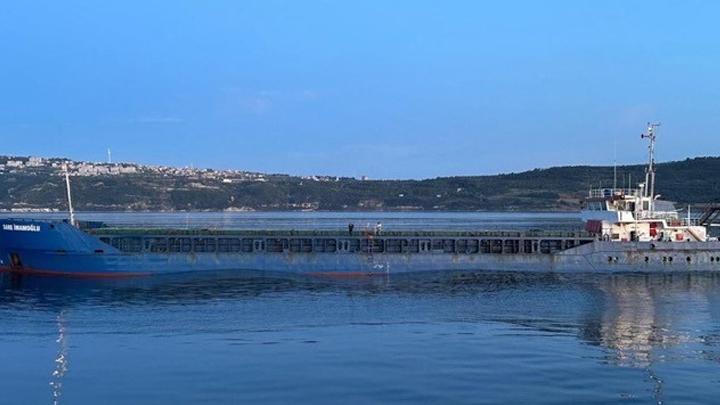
[1,1,719,179]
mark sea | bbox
[2,212,720,404]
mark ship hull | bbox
[2,219,720,278]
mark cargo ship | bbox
[1,124,720,278]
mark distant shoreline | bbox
[2,155,719,212]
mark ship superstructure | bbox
[581,123,709,243]
[582,187,707,243]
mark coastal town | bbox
[0,155,353,212]
[0,155,342,183]
[1,154,719,213]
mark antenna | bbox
[63,164,76,227]
[613,137,618,190]
[107,148,112,164]
[641,122,661,214]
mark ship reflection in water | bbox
[2,272,720,404]
[580,275,720,403]
[50,311,68,405]
[593,275,720,365]
[592,276,692,368]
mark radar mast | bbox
[641,122,660,214]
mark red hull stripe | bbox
[0,267,382,280]
[0,266,151,279]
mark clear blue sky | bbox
[1,1,719,179]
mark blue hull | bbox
[0,218,564,277]
[3,218,720,277]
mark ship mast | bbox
[63,164,76,227]
[641,122,660,215]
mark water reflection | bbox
[50,311,68,405]
[600,277,674,368]
[574,274,720,404]
[2,271,720,403]
[578,274,720,368]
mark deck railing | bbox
[587,188,641,198]
[88,227,594,239]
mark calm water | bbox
[2,212,720,404]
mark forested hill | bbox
[1,155,719,212]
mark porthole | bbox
[644,256,649,263]
[686,256,692,263]
[608,256,613,263]
[663,257,667,263]
[712,257,715,262]
[669,257,674,263]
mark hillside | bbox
[1,155,719,211]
